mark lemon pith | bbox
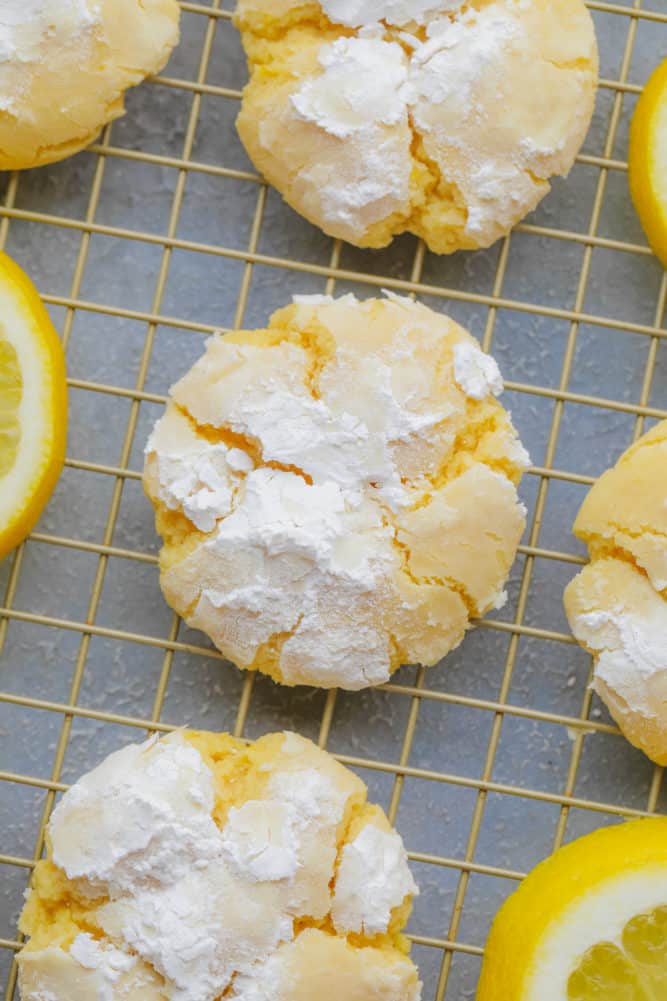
[629,58,667,269]
[476,818,667,1001]
[0,252,67,559]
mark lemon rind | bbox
[629,59,667,270]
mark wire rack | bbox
[1,1,667,998]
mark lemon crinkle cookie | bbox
[143,294,529,690]
[564,420,667,765]
[18,729,421,1001]
[234,0,598,253]
[0,0,180,171]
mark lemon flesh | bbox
[629,58,667,269]
[0,252,67,559]
[568,907,667,1000]
[476,818,667,1001]
[0,335,22,478]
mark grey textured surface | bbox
[1,4,666,1000]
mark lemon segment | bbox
[629,59,667,269]
[0,337,22,477]
[0,252,67,559]
[567,941,645,1000]
[566,906,667,1000]
[476,818,667,1001]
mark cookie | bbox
[143,293,529,690]
[234,0,598,252]
[18,730,421,1001]
[0,0,180,170]
[564,421,667,764]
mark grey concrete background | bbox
[1,3,666,999]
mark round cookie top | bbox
[18,730,421,1001]
[564,421,667,764]
[0,0,180,170]
[143,294,529,690]
[234,0,598,253]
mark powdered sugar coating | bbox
[19,730,420,1000]
[286,36,413,240]
[228,929,423,1001]
[0,0,99,70]
[332,822,418,935]
[18,940,165,1001]
[69,935,135,978]
[0,0,179,169]
[566,559,667,766]
[95,864,294,1001]
[143,295,529,689]
[453,342,503,401]
[564,421,667,765]
[320,0,451,28]
[570,584,667,713]
[291,37,409,139]
[235,0,598,252]
[49,733,221,894]
[146,406,252,533]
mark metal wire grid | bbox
[0,1,666,997]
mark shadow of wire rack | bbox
[1,1,667,998]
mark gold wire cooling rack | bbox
[1,1,667,998]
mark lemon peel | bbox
[629,58,667,269]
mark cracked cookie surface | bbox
[0,0,180,170]
[143,294,529,690]
[18,729,421,1001]
[564,421,667,764]
[233,0,598,253]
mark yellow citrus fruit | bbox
[0,252,67,560]
[476,817,667,1001]
[629,58,667,269]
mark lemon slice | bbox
[476,818,667,1001]
[0,252,67,560]
[629,58,667,269]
